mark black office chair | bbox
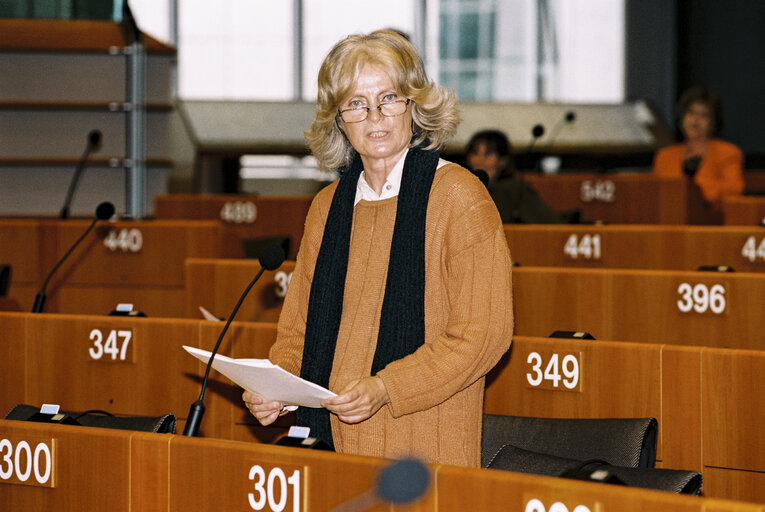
[482,415,658,469]
[486,443,702,495]
[482,415,702,495]
[5,404,176,434]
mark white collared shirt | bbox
[354,149,450,205]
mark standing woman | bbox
[653,87,744,208]
[243,29,513,467]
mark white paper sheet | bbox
[183,345,335,408]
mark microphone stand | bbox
[183,244,285,437]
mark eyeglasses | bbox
[338,98,410,123]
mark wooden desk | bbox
[154,194,313,260]
[722,196,765,226]
[0,313,279,443]
[185,258,296,323]
[485,336,765,503]
[513,266,765,350]
[701,347,765,499]
[524,173,722,224]
[504,224,765,271]
[4,312,765,502]
[0,220,42,310]
[1,420,763,511]
[0,219,239,315]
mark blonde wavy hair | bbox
[305,29,460,171]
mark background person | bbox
[652,87,744,209]
[243,30,513,467]
[465,129,567,224]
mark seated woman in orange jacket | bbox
[653,88,744,209]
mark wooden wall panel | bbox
[0,312,27,417]
[701,349,765,474]
[184,258,295,323]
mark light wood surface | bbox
[1,420,763,511]
[0,420,132,511]
[185,258,296,324]
[504,224,765,271]
[512,266,765,350]
[0,313,281,443]
[484,336,765,503]
[0,219,238,315]
[154,194,313,260]
[4,313,765,502]
[722,196,765,226]
[524,172,722,224]
[701,348,765,474]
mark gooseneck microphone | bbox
[183,243,286,437]
[527,124,546,152]
[516,124,546,171]
[545,110,576,150]
[61,129,102,220]
[32,201,115,313]
[331,458,430,512]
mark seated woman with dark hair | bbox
[465,129,566,224]
[652,87,743,209]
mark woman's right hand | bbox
[242,390,284,426]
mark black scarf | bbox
[298,146,439,448]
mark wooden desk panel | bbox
[436,465,716,512]
[701,348,765,474]
[484,336,765,501]
[513,267,765,350]
[722,196,765,226]
[168,436,413,512]
[38,220,224,287]
[54,285,185,317]
[0,219,241,315]
[660,346,703,473]
[0,219,41,284]
[524,173,720,224]
[185,258,296,323]
[154,194,313,260]
[0,312,282,444]
[0,420,132,511]
[24,314,203,418]
[505,225,765,272]
[3,420,765,509]
[0,312,27,417]
[0,283,35,312]
[484,336,665,460]
[195,321,280,442]
[703,468,765,507]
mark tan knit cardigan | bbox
[270,162,514,467]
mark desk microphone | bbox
[182,243,286,437]
[527,123,545,152]
[61,129,102,219]
[544,110,576,151]
[515,124,545,171]
[32,201,115,313]
[331,458,430,512]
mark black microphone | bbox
[61,129,102,219]
[331,457,430,512]
[32,201,115,313]
[516,124,545,171]
[183,243,286,437]
[527,123,545,152]
[534,111,576,174]
[545,110,576,150]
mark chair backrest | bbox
[486,444,702,495]
[481,414,657,469]
[5,404,176,434]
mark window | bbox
[131,0,624,102]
